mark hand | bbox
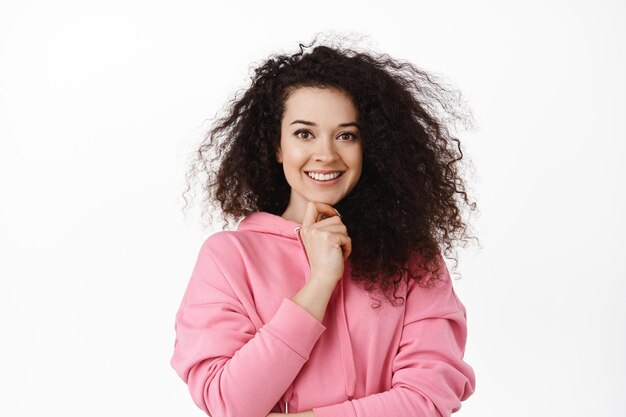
[299,201,352,289]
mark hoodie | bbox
[170,211,476,417]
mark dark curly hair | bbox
[182,33,479,306]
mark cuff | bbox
[313,401,357,417]
[264,297,326,360]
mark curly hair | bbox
[182,33,479,306]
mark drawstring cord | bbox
[284,226,355,412]
[282,226,309,413]
[337,276,356,399]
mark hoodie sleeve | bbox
[312,259,476,417]
[170,236,326,417]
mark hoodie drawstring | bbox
[280,227,305,412]
[337,276,356,399]
[282,227,355,413]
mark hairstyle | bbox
[183,34,479,307]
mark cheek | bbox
[283,148,308,167]
[348,149,363,170]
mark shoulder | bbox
[404,254,464,318]
[192,231,249,281]
[199,229,272,264]
[200,230,240,256]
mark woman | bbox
[171,36,478,417]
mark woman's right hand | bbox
[299,201,352,289]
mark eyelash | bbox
[294,129,358,141]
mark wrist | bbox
[291,277,335,323]
[307,274,339,293]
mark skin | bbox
[267,87,362,417]
[276,87,363,224]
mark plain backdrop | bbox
[1,1,624,416]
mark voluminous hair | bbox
[183,34,479,307]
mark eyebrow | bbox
[290,119,360,129]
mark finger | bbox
[302,201,340,227]
[310,214,346,230]
[314,223,348,235]
[332,233,352,260]
[343,236,352,260]
[318,209,342,221]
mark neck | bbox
[280,207,303,224]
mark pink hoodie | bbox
[170,211,476,417]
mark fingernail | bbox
[334,208,341,217]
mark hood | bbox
[237,211,303,240]
[237,211,356,412]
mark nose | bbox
[313,135,338,163]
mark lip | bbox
[305,170,345,174]
[305,171,344,186]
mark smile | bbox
[306,171,343,181]
[305,171,344,186]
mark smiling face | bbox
[276,86,363,223]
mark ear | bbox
[275,147,282,163]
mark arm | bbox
[311,260,476,417]
[170,239,326,417]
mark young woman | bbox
[171,36,478,417]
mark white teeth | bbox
[307,171,342,181]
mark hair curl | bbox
[182,33,479,307]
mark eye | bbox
[294,129,313,140]
[338,132,358,141]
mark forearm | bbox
[290,276,335,322]
[175,298,326,417]
[312,386,432,417]
[313,310,475,417]
[268,412,315,417]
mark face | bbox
[276,87,363,221]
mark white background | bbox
[1,1,624,416]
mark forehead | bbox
[282,87,357,121]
